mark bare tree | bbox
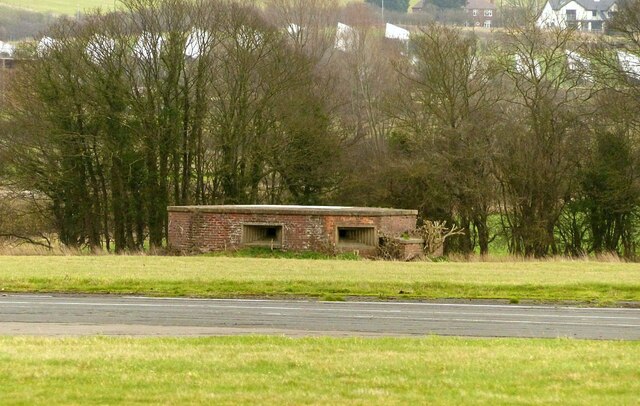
[393,25,500,255]
[492,23,590,257]
[1,0,338,251]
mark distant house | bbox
[465,0,497,28]
[0,41,15,69]
[412,0,497,28]
[0,41,14,57]
[411,0,427,12]
[537,0,617,32]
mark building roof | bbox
[548,0,616,11]
[466,0,497,10]
[168,205,418,216]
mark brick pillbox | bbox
[167,205,420,258]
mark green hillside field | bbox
[0,0,116,15]
[1,0,421,16]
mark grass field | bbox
[0,0,115,15]
[0,256,639,303]
[0,335,638,404]
[1,0,421,15]
[0,0,373,15]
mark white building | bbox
[0,40,15,57]
[335,23,357,52]
[385,23,410,42]
[537,0,617,32]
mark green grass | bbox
[0,0,369,15]
[0,256,639,303]
[0,0,115,15]
[0,336,638,404]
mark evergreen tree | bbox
[365,0,410,13]
[429,0,465,9]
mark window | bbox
[484,20,492,28]
[591,21,603,31]
[592,10,597,17]
[566,9,578,28]
[242,224,283,247]
[472,9,478,16]
[337,227,376,248]
[484,9,492,17]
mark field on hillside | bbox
[0,0,378,15]
[1,336,638,404]
[0,256,639,303]
[0,0,424,16]
[0,0,115,15]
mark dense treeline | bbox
[1,0,640,258]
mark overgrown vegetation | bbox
[204,246,361,260]
[2,0,640,259]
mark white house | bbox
[335,23,357,52]
[0,40,14,57]
[537,0,617,32]
[37,36,57,56]
[385,23,410,42]
[617,51,640,79]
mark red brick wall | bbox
[168,210,418,255]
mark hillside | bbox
[0,0,115,15]
[1,0,422,16]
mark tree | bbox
[492,22,590,257]
[329,7,410,209]
[1,0,338,251]
[428,0,465,9]
[264,0,339,61]
[393,25,500,255]
[582,128,640,256]
[365,0,410,13]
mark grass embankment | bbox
[0,256,639,303]
[0,336,638,404]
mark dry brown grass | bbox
[446,252,627,263]
[0,242,79,256]
[0,237,631,263]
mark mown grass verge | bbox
[0,256,639,303]
[0,336,638,405]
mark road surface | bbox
[0,294,639,339]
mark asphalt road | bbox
[0,294,639,339]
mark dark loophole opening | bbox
[242,224,283,247]
[337,227,376,247]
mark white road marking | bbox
[118,295,640,311]
[1,300,639,324]
[347,315,640,328]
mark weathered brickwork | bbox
[396,238,426,261]
[167,205,419,257]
